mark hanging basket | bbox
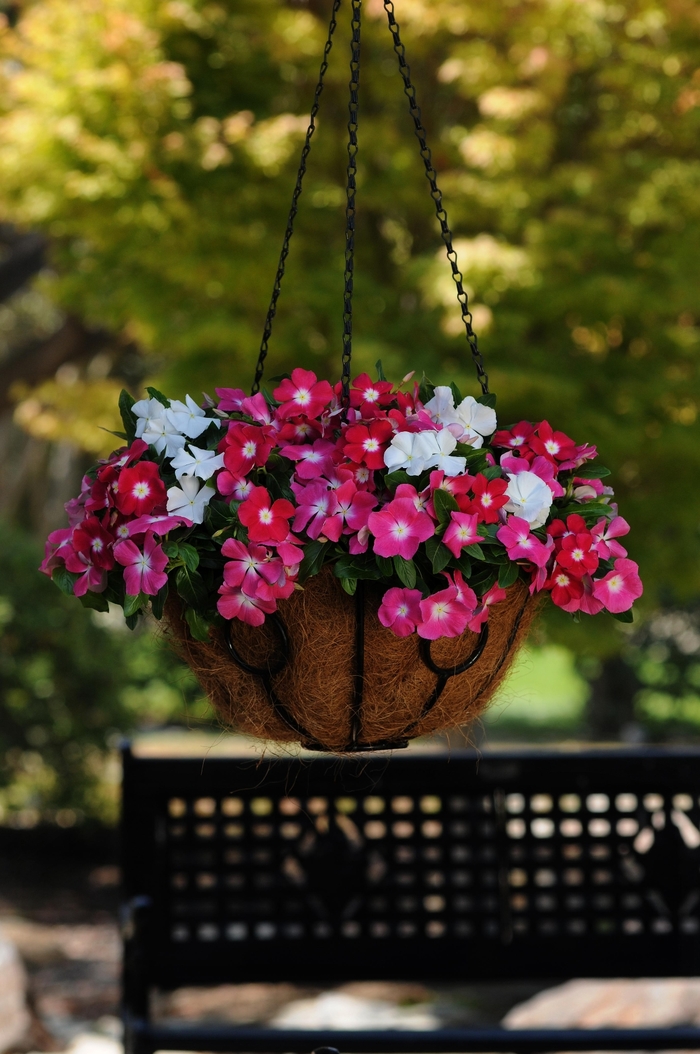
[167,570,539,752]
[41,0,642,755]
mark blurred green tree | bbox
[0,0,698,653]
[0,520,208,824]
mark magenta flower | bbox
[496,516,551,568]
[114,531,169,596]
[221,538,284,600]
[592,558,643,613]
[276,536,305,568]
[217,584,277,625]
[126,513,193,537]
[417,586,471,640]
[449,570,478,615]
[322,480,377,542]
[40,527,75,576]
[273,368,334,420]
[378,587,423,637]
[215,387,247,412]
[469,583,508,631]
[591,516,630,560]
[291,481,338,540]
[443,511,480,558]
[367,497,434,559]
[63,548,107,597]
[279,438,336,479]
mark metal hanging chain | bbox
[341,0,362,404]
[251,0,342,395]
[382,0,489,395]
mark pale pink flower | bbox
[114,531,169,596]
[378,587,423,637]
[417,586,471,640]
[497,516,551,568]
[279,439,336,480]
[291,480,338,540]
[443,511,480,558]
[592,558,643,613]
[367,497,434,559]
[591,516,630,560]
[217,584,277,625]
[221,539,284,600]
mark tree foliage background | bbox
[0,0,699,819]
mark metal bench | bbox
[121,744,700,1053]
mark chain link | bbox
[251,0,342,395]
[341,0,362,405]
[382,0,489,395]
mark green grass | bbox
[483,645,589,733]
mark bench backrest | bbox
[122,747,700,991]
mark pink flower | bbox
[559,442,598,472]
[217,584,277,625]
[529,421,577,464]
[40,527,75,576]
[591,516,630,560]
[126,513,193,537]
[466,473,508,523]
[367,497,435,559]
[116,462,166,516]
[592,558,643,613]
[417,586,471,640]
[556,530,599,578]
[72,516,115,570]
[496,516,551,568]
[449,570,478,614]
[240,393,273,425]
[443,511,480,558]
[349,524,371,554]
[221,538,285,600]
[114,531,169,596]
[63,548,107,597]
[239,486,296,544]
[64,475,91,527]
[378,587,423,637]
[291,481,338,540]
[217,472,254,500]
[579,574,605,616]
[215,387,247,412]
[493,421,535,453]
[276,417,322,443]
[279,438,336,479]
[105,439,149,470]
[469,583,508,631]
[273,368,333,420]
[276,536,305,567]
[395,482,432,516]
[322,480,377,542]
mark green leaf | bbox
[123,591,148,617]
[125,613,139,631]
[465,542,486,561]
[450,381,463,406]
[376,555,394,578]
[375,358,387,381]
[207,500,237,532]
[455,553,472,576]
[340,577,358,596]
[146,385,170,407]
[52,566,78,596]
[78,591,109,612]
[151,582,169,620]
[175,566,209,609]
[476,393,497,409]
[557,502,613,520]
[432,488,459,525]
[418,374,435,405]
[498,561,520,588]
[612,609,635,623]
[185,607,211,641]
[298,539,326,581]
[178,543,200,572]
[574,465,612,479]
[384,469,411,489]
[118,389,137,444]
[393,555,417,588]
[333,554,382,581]
[162,540,179,559]
[482,465,503,480]
[431,543,452,574]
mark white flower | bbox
[384,431,440,477]
[132,396,165,436]
[423,386,460,427]
[167,477,216,525]
[422,429,467,477]
[453,396,497,448]
[504,470,553,528]
[166,395,220,440]
[170,444,225,481]
[141,416,187,458]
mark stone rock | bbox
[0,935,30,1053]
